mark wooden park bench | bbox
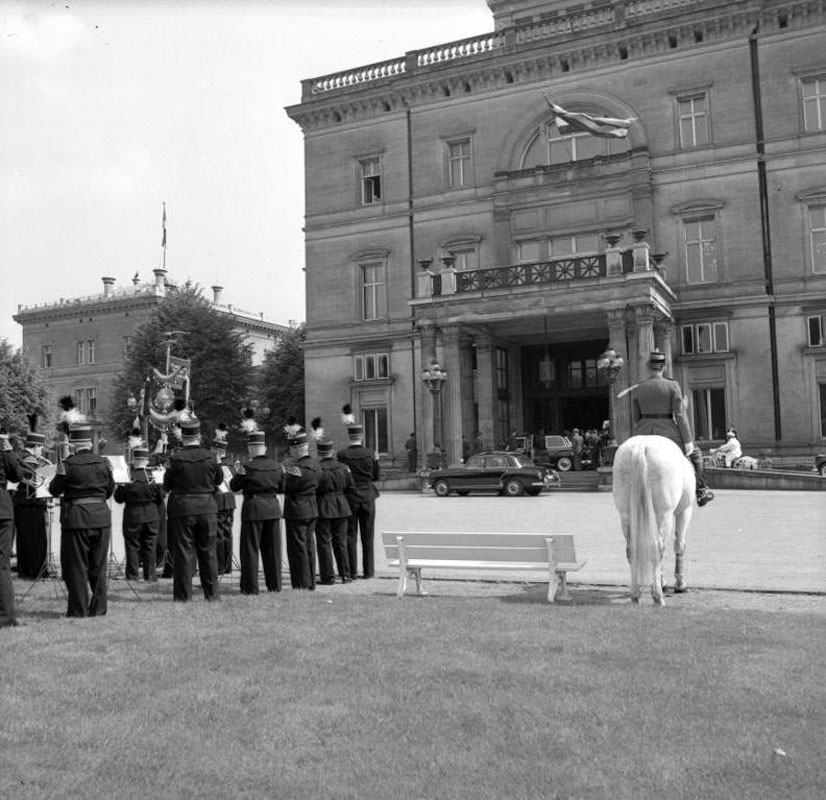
[381,531,586,603]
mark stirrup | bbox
[696,487,714,507]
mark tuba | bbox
[20,451,54,490]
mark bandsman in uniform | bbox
[282,426,319,590]
[315,433,353,585]
[1,427,23,627]
[114,436,163,582]
[48,424,115,618]
[162,416,223,602]
[631,349,714,507]
[212,423,236,575]
[13,416,49,580]
[230,428,284,594]
[336,405,380,580]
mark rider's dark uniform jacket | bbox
[631,374,692,450]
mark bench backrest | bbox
[381,531,577,566]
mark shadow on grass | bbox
[497,583,629,606]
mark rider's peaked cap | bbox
[648,349,666,367]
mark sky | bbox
[0,0,493,347]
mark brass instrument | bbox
[20,451,54,488]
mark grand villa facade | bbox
[286,0,826,468]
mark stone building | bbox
[14,270,290,442]
[286,0,826,468]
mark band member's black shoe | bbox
[696,487,714,507]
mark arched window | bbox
[520,119,631,169]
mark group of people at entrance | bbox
[0,405,380,627]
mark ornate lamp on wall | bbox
[597,345,624,460]
[422,360,447,455]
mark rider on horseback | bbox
[630,350,714,507]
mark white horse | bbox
[612,435,695,605]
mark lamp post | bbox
[422,360,447,464]
[597,345,624,461]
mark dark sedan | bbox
[427,451,559,497]
[815,454,826,476]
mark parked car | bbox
[815,454,826,476]
[509,434,578,471]
[428,451,559,497]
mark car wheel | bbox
[457,490,470,496]
[556,456,573,472]
[433,479,451,497]
[820,463,826,477]
[503,478,524,497]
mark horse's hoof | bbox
[673,586,688,594]
[630,596,640,604]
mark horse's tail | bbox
[628,442,658,589]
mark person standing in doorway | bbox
[404,433,417,473]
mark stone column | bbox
[607,309,631,443]
[441,323,464,466]
[634,306,656,380]
[654,319,675,378]
[460,335,475,451]
[474,332,495,451]
[418,321,437,460]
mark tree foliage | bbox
[257,324,305,448]
[108,286,255,453]
[0,338,51,444]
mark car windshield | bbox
[511,456,535,468]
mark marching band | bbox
[1,397,380,623]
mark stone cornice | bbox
[285,1,825,133]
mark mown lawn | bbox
[2,577,825,800]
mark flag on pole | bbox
[543,95,634,139]
[161,203,167,249]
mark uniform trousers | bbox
[284,519,316,589]
[14,503,48,579]
[170,514,219,601]
[0,519,17,625]
[123,519,159,581]
[60,526,110,618]
[239,518,282,594]
[216,509,234,574]
[346,498,376,579]
[316,517,350,582]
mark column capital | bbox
[633,304,658,323]
[440,322,462,341]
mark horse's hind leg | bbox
[620,515,641,603]
[673,508,691,593]
[650,514,669,606]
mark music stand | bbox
[19,496,65,602]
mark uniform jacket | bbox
[114,468,164,525]
[0,450,22,520]
[282,455,320,520]
[229,456,283,521]
[336,445,380,503]
[163,446,222,518]
[317,458,353,520]
[49,451,115,529]
[215,458,237,512]
[631,374,692,449]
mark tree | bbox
[0,338,51,444]
[108,286,255,453]
[257,324,305,449]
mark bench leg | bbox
[555,571,571,602]
[396,566,407,598]
[412,568,427,597]
[547,568,558,604]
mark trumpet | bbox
[20,451,54,488]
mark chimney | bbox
[212,285,223,304]
[153,268,167,287]
[102,276,115,295]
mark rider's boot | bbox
[688,448,714,507]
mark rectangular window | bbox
[42,345,52,369]
[550,233,600,257]
[449,247,478,271]
[692,387,726,440]
[87,387,97,415]
[359,157,382,205]
[495,347,509,391]
[810,206,826,273]
[362,407,388,454]
[353,353,390,381]
[808,315,825,347]
[803,76,826,132]
[678,94,709,148]
[361,263,386,320]
[517,241,542,263]
[820,383,826,438]
[684,217,718,283]
[447,138,472,188]
[76,341,86,365]
[680,321,730,354]
[86,340,96,364]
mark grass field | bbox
[2,576,825,800]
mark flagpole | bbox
[161,202,167,270]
